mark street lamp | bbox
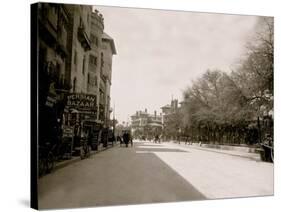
[178,128,181,144]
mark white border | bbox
[0,0,279,212]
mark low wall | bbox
[197,143,257,153]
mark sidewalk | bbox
[51,142,117,172]
[167,141,261,161]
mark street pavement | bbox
[38,140,273,209]
[150,141,273,199]
[38,141,205,209]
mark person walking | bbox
[123,131,129,147]
[130,134,133,147]
[154,134,159,143]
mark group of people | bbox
[73,122,117,150]
[153,134,161,143]
[117,131,133,148]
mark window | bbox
[100,52,104,68]
[82,55,86,75]
[56,63,61,84]
[94,56,97,65]
[89,54,97,66]
[90,34,99,47]
[73,77,76,92]
[74,51,77,65]
[79,17,83,28]
[94,76,97,86]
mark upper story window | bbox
[89,54,97,66]
[94,76,98,86]
[47,5,58,29]
[73,77,76,93]
[90,34,99,47]
[79,17,83,28]
[82,55,86,75]
[87,73,90,84]
[100,52,104,66]
[74,50,77,65]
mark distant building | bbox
[131,109,162,139]
[160,99,182,140]
[161,99,179,125]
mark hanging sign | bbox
[66,93,97,111]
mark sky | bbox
[94,6,258,124]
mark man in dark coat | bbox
[123,131,129,147]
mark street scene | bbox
[36,2,274,210]
[38,140,273,209]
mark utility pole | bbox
[113,101,116,136]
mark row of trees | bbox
[177,17,273,145]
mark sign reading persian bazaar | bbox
[66,93,97,111]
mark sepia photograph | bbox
[31,2,274,210]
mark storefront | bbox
[63,93,100,152]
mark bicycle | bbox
[38,142,55,177]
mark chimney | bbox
[145,108,147,113]
[154,110,157,117]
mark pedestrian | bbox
[130,134,133,147]
[185,136,188,145]
[123,131,129,147]
[88,130,94,150]
[73,122,81,148]
[154,134,159,143]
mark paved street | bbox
[151,142,273,199]
[38,140,273,209]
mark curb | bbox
[189,145,261,161]
[171,142,261,162]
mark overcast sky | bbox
[94,6,258,124]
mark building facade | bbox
[100,32,117,126]
[160,99,182,140]
[38,3,72,145]
[37,3,116,150]
[131,109,162,140]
